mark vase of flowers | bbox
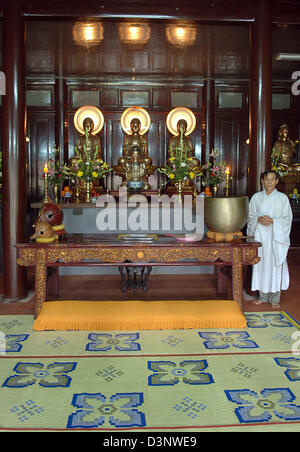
[42,146,69,203]
[158,129,201,202]
[201,149,227,196]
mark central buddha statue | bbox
[272,124,300,174]
[114,117,156,190]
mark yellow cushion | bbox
[35,236,56,243]
[207,230,242,242]
[33,299,247,331]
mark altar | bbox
[31,198,209,276]
[16,234,261,318]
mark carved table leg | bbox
[232,247,243,311]
[34,249,47,318]
[119,266,152,294]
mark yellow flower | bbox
[169,173,175,179]
[189,171,195,179]
[77,171,83,178]
[92,171,98,178]
[170,157,176,161]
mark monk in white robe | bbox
[247,170,293,308]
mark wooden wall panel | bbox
[26,112,55,202]
[214,114,249,195]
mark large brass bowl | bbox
[204,196,249,233]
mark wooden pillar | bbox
[203,28,214,163]
[249,0,272,196]
[1,0,27,300]
[204,79,215,162]
[54,23,67,162]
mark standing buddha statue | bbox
[75,117,101,160]
[166,119,200,191]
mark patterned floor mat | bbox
[0,311,300,432]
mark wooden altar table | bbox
[16,234,261,318]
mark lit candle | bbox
[225,167,230,197]
[43,163,49,203]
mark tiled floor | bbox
[0,248,299,322]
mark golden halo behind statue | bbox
[166,107,196,136]
[74,105,104,135]
[121,107,151,136]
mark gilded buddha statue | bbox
[168,119,200,169]
[114,117,156,190]
[166,119,200,192]
[75,117,102,160]
[272,124,300,175]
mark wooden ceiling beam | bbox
[20,0,255,22]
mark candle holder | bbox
[75,184,81,204]
[43,167,49,204]
[224,169,231,197]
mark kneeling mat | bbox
[33,299,247,331]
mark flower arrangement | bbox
[201,149,227,186]
[158,130,201,183]
[43,146,68,185]
[271,148,289,177]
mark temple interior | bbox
[0,2,299,308]
[1,0,300,435]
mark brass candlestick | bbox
[43,164,49,204]
[224,168,230,197]
[75,183,80,203]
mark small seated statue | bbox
[114,117,156,190]
[125,147,149,187]
[272,124,300,175]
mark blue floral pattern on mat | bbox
[173,397,207,419]
[2,362,77,388]
[86,333,140,352]
[274,358,300,381]
[67,392,146,428]
[10,400,45,423]
[225,388,300,423]
[148,360,214,386]
[245,314,293,328]
[198,332,258,350]
[4,334,29,353]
